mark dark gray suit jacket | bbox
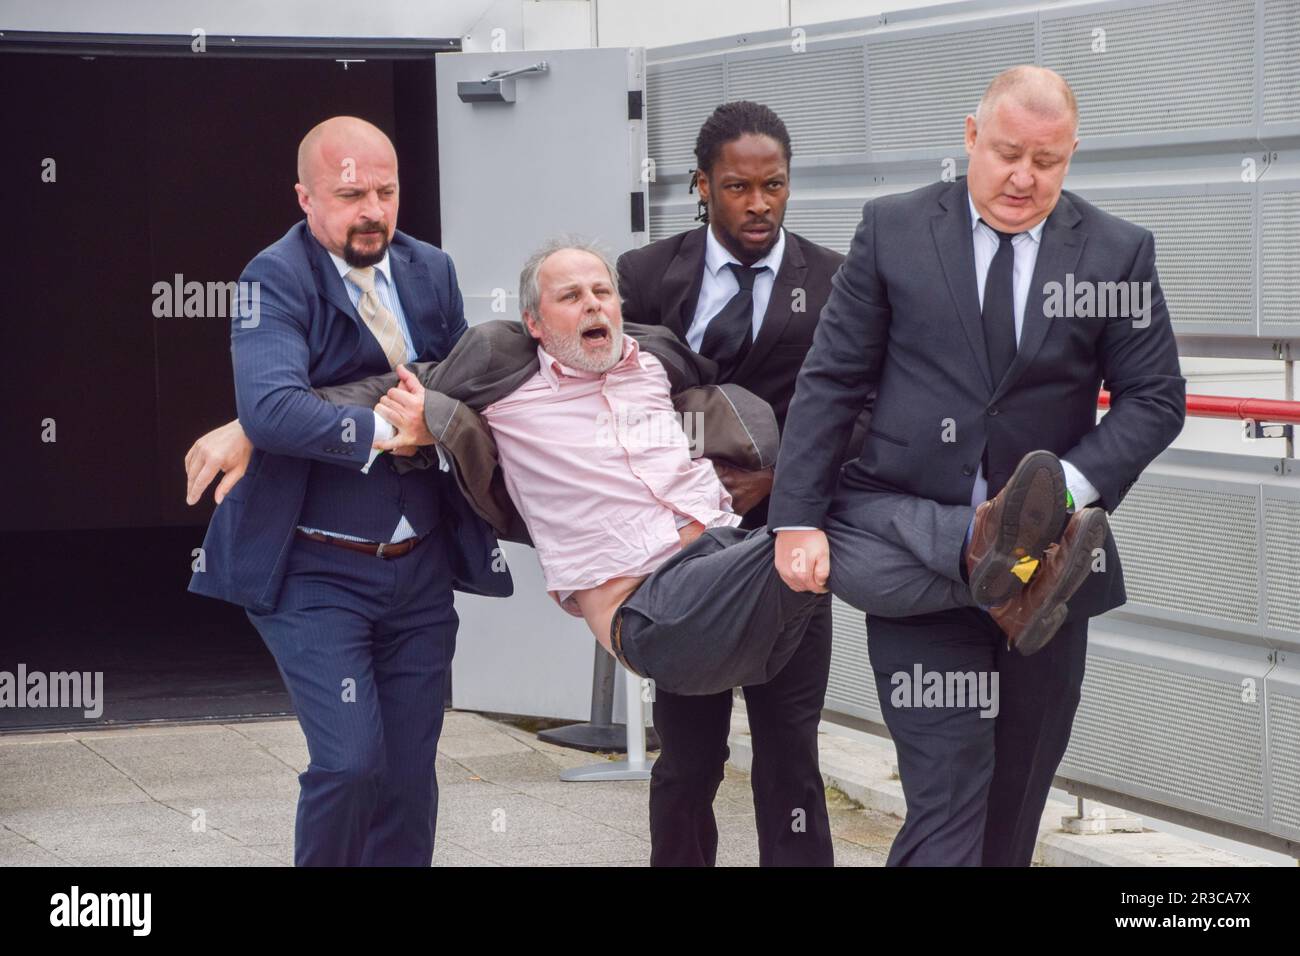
[315,320,780,545]
[769,177,1186,618]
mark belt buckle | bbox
[375,541,389,559]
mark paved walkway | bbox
[0,711,900,867]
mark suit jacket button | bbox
[962,465,975,476]
[987,406,999,416]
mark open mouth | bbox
[581,326,610,343]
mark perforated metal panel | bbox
[647,206,697,243]
[1064,656,1266,821]
[1109,483,1260,626]
[1261,189,1300,333]
[726,46,867,158]
[827,598,881,720]
[782,205,864,255]
[1265,498,1300,634]
[1262,0,1300,126]
[1268,691,1300,834]
[866,21,1034,154]
[647,62,724,168]
[1041,0,1255,138]
[1083,193,1255,330]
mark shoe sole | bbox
[969,450,1068,608]
[1013,509,1110,657]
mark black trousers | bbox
[867,607,1089,866]
[648,598,835,866]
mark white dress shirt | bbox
[687,225,786,351]
[774,193,1100,534]
[966,192,1099,509]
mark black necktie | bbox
[700,262,763,381]
[979,219,1021,388]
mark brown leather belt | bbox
[295,529,426,560]
[609,589,646,678]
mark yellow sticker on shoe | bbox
[1011,556,1039,584]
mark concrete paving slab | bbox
[471,836,650,867]
[435,732,535,760]
[0,710,907,867]
[0,739,147,811]
[435,791,633,850]
[0,801,239,861]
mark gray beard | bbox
[542,325,623,373]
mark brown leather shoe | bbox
[965,450,1068,608]
[989,507,1110,656]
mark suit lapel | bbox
[388,238,438,359]
[660,226,707,339]
[305,230,365,329]
[733,228,806,381]
[932,180,994,393]
[991,194,1085,403]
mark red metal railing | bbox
[1099,390,1300,424]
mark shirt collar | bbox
[330,249,393,287]
[967,190,1046,244]
[704,224,785,279]
[537,332,639,391]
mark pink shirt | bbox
[481,334,740,615]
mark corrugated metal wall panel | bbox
[726,46,867,158]
[1109,483,1261,626]
[1262,0,1300,126]
[1064,655,1267,821]
[1264,497,1300,634]
[827,599,881,720]
[1041,0,1256,138]
[866,22,1034,154]
[1084,193,1255,331]
[647,62,724,168]
[1267,690,1300,834]
[1261,189,1300,333]
[783,205,866,254]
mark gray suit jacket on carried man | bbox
[313,319,781,546]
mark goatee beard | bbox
[343,229,390,267]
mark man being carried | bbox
[187,238,1100,696]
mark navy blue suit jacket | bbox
[189,221,512,611]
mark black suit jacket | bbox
[769,177,1186,618]
[616,225,846,433]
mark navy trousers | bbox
[248,531,458,867]
[867,607,1089,866]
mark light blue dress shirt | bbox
[297,251,422,544]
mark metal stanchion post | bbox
[537,644,660,754]
[559,662,653,781]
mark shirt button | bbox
[962,465,975,476]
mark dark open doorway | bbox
[1,41,449,730]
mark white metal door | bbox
[437,47,649,720]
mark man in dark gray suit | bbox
[771,66,1186,865]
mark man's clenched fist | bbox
[774,528,831,594]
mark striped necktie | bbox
[347,266,408,370]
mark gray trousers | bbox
[615,490,979,696]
